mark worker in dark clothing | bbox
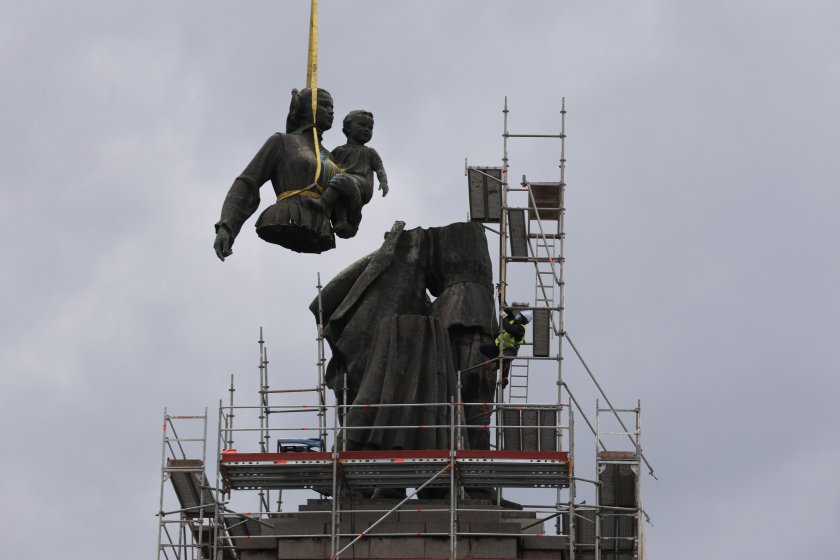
[479,306,530,387]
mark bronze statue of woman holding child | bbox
[213,88,388,258]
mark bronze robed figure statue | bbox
[213,88,386,258]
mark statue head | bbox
[342,110,374,145]
[286,88,334,134]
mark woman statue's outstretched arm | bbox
[214,133,285,261]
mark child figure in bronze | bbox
[309,110,389,237]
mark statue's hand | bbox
[379,182,389,197]
[214,225,233,261]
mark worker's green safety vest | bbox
[496,320,524,350]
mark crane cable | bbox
[305,0,322,186]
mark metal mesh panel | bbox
[539,407,558,452]
[528,182,562,221]
[467,167,502,222]
[501,407,521,450]
[468,169,487,220]
[599,463,638,508]
[521,408,539,451]
[601,513,637,555]
[508,209,528,257]
[486,169,502,220]
[532,308,550,357]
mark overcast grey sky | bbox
[2,1,839,557]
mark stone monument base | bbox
[234,498,578,560]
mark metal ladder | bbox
[507,187,560,405]
[533,235,557,311]
[507,361,530,403]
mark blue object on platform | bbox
[277,438,323,452]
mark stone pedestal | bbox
[234,498,574,559]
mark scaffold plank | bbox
[166,459,216,517]
[220,450,570,491]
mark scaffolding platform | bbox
[166,459,216,517]
[220,449,570,491]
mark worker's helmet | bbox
[509,302,531,324]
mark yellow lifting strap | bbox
[277,1,328,205]
[276,183,324,203]
[305,0,322,190]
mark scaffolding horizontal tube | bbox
[158,503,216,516]
[495,355,565,362]
[571,476,601,486]
[260,388,320,394]
[222,405,323,410]
[506,256,565,263]
[337,401,565,409]
[214,526,582,541]
[504,133,565,138]
[225,530,568,540]
[222,421,564,433]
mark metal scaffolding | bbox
[155,98,651,560]
[156,409,223,560]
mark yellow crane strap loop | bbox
[276,183,325,203]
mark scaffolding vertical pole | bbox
[495,97,511,506]
[257,329,268,513]
[557,97,567,439]
[180,521,187,560]
[202,407,209,464]
[568,402,576,560]
[342,370,349,452]
[556,99,568,531]
[197,408,209,560]
[156,408,167,560]
[266,344,281,513]
[456,371,465,452]
[449,400,457,560]
[330,400,340,558]
[214,400,224,560]
[595,398,601,560]
[316,273,328,450]
[499,97,511,319]
[635,399,642,560]
[227,375,235,451]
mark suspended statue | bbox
[306,110,389,238]
[213,88,376,257]
[212,0,391,256]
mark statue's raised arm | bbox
[213,88,343,258]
